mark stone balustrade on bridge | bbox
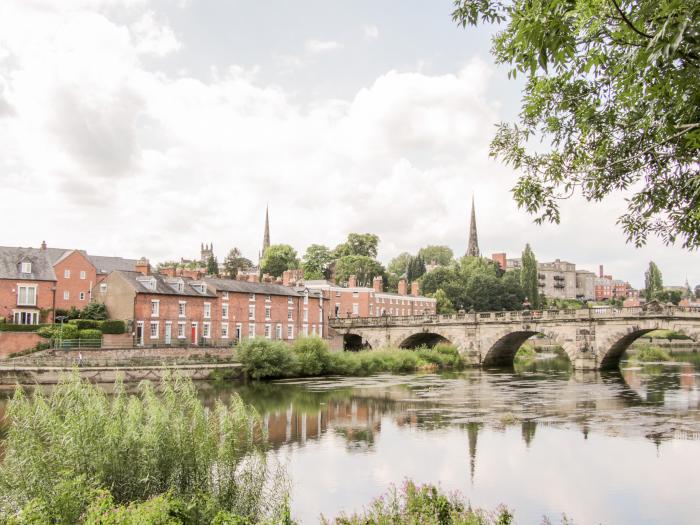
[328,306,700,371]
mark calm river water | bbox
[3,354,700,524]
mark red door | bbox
[191,325,196,344]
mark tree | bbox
[418,245,454,267]
[259,244,299,278]
[80,302,107,320]
[334,233,380,259]
[222,248,253,277]
[520,244,539,309]
[206,256,219,276]
[333,255,385,287]
[407,255,426,282]
[644,262,664,300]
[302,244,334,280]
[387,252,413,278]
[433,289,455,314]
[453,1,700,249]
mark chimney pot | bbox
[411,281,420,297]
[398,278,407,296]
[40,241,47,250]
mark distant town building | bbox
[200,243,214,265]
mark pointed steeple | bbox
[467,195,480,257]
[262,205,270,257]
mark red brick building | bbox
[305,275,436,321]
[0,246,57,324]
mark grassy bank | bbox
[237,338,465,380]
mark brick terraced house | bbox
[0,246,57,324]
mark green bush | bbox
[100,320,126,335]
[79,329,103,341]
[71,319,101,330]
[293,337,331,376]
[322,480,512,525]
[632,345,672,362]
[0,324,51,333]
[0,375,289,524]
[237,339,299,379]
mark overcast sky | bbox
[0,0,696,288]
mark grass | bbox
[514,342,537,362]
[629,345,672,362]
[642,330,690,340]
[236,338,465,380]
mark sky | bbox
[0,0,696,288]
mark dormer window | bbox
[20,262,31,274]
[137,276,157,291]
[192,283,206,294]
[166,278,185,293]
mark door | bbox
[165,322,172,345]
[191,322,198,345]
[136,321,144,346]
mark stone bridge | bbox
[328,305,700,370]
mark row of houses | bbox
[0,243,437,347]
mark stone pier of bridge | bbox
[328,305,700,370]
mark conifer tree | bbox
[520,244,539,309]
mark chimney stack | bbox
[160,266,176,278]
[248,273,260,283]
[40,240,47,250]
[398,278,407,296]
[373,275,383,293]
[135,257,151,276]
[411,281,420,297]
[599,265,604,278]
[348,275,357,288]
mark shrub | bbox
[293,337,331,376]
[322,480,513,525]
[80,303,108,320]
[72,319,101,330]
[237,339,299,379]
[100,320,126,335]
[0,324,51,333]
[632,345,671,362]
[0,375,289,524]
[79,329,103,341]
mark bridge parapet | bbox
[329,306,700,329]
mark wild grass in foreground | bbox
[0,374,289,524]
[237,337,465,379]
[322,481,513,525]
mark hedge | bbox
[68,319,101,330]
[100,320,126,334]
[78,329,103,340]
[0,323,51,333]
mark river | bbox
[2,354,700,524]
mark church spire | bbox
[262,205,270,257]
[467,195,480,257]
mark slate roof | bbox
[41,247,137,274]
[117,271,217,297]
[0,247,57,281]
[204,277,322,298]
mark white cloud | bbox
[364,25,379,40]
[0,0,696,287]
[305,39,341,54]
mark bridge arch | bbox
[343,333,372,351]
[398,332,452,349]
[482,329,576,368]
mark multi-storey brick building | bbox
[0,246,57,324]
[305,275,437,321]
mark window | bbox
[204,302,211,319]
[352,291,359,298]
[235,323,242,340]
[265,295,271,302]
[304,293,308,305]
[222,323,229,338]
[249,293,255,301]
[179,301,186,317]
[222,291,229,300]
[287,308,293,321]
[288,297,293,305]
[303,309,308,322]
[13,310,38,325]
[100,283,107,293]
[80,271,86,280]
[151,300,160,317]
[287,325,294,339]
[265,324,272,339]
[63,291,69,300]
[302,324,308,336]
[222,304,229,319]
[311,325,316,335]
[177,321,185,338]
[248,323,255,339]
[203,322,211,339]
[265,306,271,320]
[248,305,255,320]
[319,307,323,322]
[335,291,340,297]
[369,305,373,315]
[275,324,282,340]
[150,321,159,339]
[79,292,85,301]
[64,269,70,279]
[352,303,359,315]
[20,262,31,274]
